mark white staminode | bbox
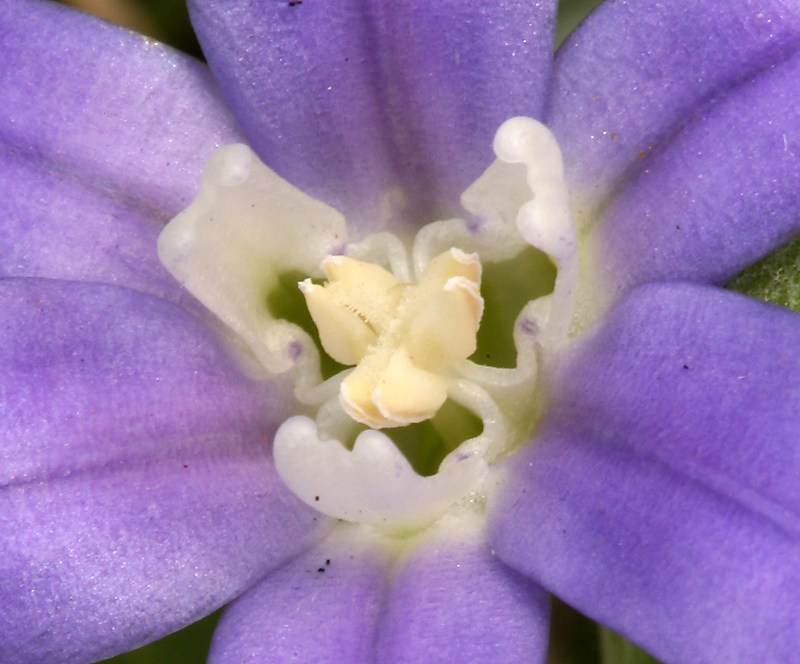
[493,117,578,346]
[158,118,578,529]
[157,143,346,397]
[274,416,488,527]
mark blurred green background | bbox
[50,0,786,663]
[58,0,603,56]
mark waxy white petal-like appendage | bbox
[274,416,488,528]
[157,143,346,390]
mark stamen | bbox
[300,249,484,428]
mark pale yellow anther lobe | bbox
[300,248,484,428]
[299,279,377,365]
[373,349,448,423]
[321,256,400,334]
[408,276,483,368]
[422,247,482,284]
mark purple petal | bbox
[0,0,244,294]
[0,279,326,664]
[373,530,550,664]
[210,523,549,664]
[208,525,389,664]
[548,0,800,214]
[593,47,800,299]
[188,0,556,232]
[0,147,186,304]
[490,283,800,663]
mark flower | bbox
[2,2,800,664]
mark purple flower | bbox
[2,1,800,663]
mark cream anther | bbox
[301,248,484,428]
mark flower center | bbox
[157,117,578,530]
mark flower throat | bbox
[158,117,578,529]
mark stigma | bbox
[300,249,483,428]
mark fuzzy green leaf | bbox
[726,234,800,312]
